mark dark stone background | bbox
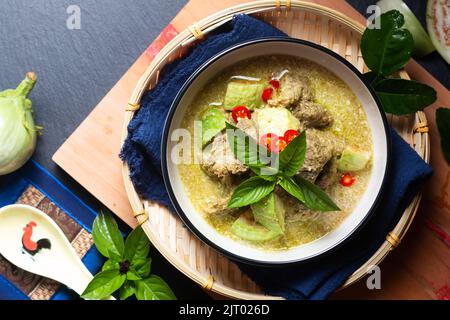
[0,0,447,299]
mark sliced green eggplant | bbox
[224,81,264,111]
[251,192,285,234]
[231,213,281,242]
[253,107,300,137]
[377,0,435,57]
[426,0,450,63]
[337,146,371,171]
[201,107,227,147]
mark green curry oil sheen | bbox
[178,55,373,251]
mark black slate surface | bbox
[0,0,447,300]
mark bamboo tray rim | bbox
[120,0,430,299]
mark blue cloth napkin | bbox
[120,14,433,299]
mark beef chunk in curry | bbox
[298,129,344,183]
[267,73,312,108]
[292,100,333,128]
[200,132,249,180]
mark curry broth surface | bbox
[178,56,372,251]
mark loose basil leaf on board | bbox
[278,176,305,203]
[134,258,152,278]
[361,10,414,76]
[102,259,118,272]
[279,131,306,176]
[295,176,340,211]
[124,226,150,263]
[436,108,450,164]
[92,210,124,259]
[81,269,126,300]
[374,79,437,115]
[135,275,176,300]
[119,281,136,300]
[227,176,276,208]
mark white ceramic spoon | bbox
[0,204,114,300]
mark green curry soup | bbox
[178,55,372,251]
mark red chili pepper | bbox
[260,133,278,152]
[269,79,280,90]
[261,87,273,103]
[283,129,299,143]
[276,137,287,152]
[231,105,251,122]
[340,173,355,187]
[260,133,287,153]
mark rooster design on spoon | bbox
[21,221,51,258]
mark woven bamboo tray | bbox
[120,1,430,299]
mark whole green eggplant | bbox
[0,72,39,175]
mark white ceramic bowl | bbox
[162,38,390,266]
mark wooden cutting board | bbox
[53,0,450,299]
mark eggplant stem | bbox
[15,72,37,97]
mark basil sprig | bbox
[81,210,176,300]
[226,123,339,211]
[361,10,437,115]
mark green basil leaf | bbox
[81,269,126,300]
[279,131,306,176]
[126,269,142,281]
[228,176,276,208]
[119,281,135,300]
[248,163,279,179]
[436,108,450,164]
[92,210,124,259]
[135,275,176,300]
[124,226,150,263]
[226,122,260,166]
[295,176,340,211]
[361,71,384,87]
[107,248,122,263]
[278,176,305,203]
[226,122,277,176]
[374,79,437,115]
[133,258,152,278]
[102,259,118,272]
[361,10,414,76]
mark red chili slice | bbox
[283,129,299,143]
[231,105,251,122]
[269,79,280,90]
[261,87,273,103]
[260,133,278,152]
[276,137,287,153]
[260,133,287,153]
[340,173,355,187]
